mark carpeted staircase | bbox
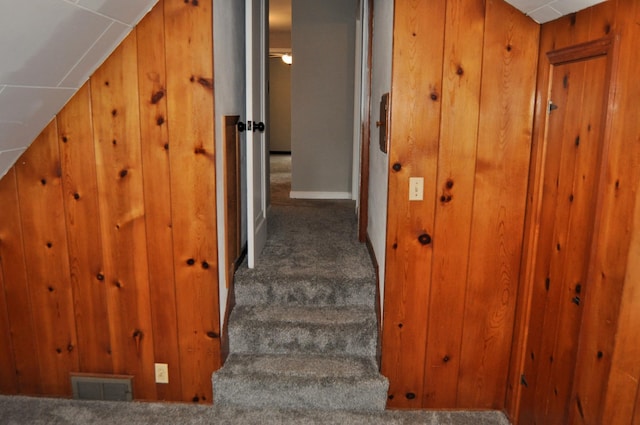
[212,201,389,412]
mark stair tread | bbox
[234,274,376,307]
[230,305,376,326]
[217,353,385,382]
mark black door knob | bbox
[253,121,265,132]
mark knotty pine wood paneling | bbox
[0,0,219,402]
[381,0,446,409]
[422,0,484,408]
[91,30,157,401]
[457,1,539,408]
[58,84,111,376]
[164,0,221,404]
[383,0,539,409]
[15,121,79,396]
[508,1,640,424]
[0,169,40,394]
[136,3,183,402]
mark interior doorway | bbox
[516,36,617,425]
[267,0,364,206]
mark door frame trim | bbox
[506,34,619,423]
[358,0,374,242]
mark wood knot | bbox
[119,169,128,178]
[41,179,47,186]
[111,109,117,117]
[62,136,68,143]
[194,147,206,155]
[46,242,53,248]
[506,44,512,52]
[156,116,165,126]
[392,163,402,172]
[456,66,464,76]
[197,77,213,89]
[96,273,105,281]
[430,92,438,101]
[418,233,432,245]
[443,355,450,363]
[73,193,80,200]
[151,90,165,104]
[186,258,196,266]
[206,331,219,339]
[67,343,74,352]
[164,143,169,151]
[406,392,416,400]
[201,261,210,270]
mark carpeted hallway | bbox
[0,155,511,424]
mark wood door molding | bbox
[221,114,241,365]
[358,0,374,243]
[546,36,615,65]
[507,34,619,424]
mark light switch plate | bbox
[154,363,169,384]
[409,177,424,201]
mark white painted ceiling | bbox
[0,0,607,179]
[505,0,607,23]
[0,0,158,179]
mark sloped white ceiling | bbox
[505,0,607,23]
[0,0,158,178]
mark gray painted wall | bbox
[269,57,292,152]
[213,0,245,326]
[290,0,356,198]
[368,0,394,317]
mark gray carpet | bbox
[213,195,389,411]
[0,395,511,424]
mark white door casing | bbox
[245,0,268,268]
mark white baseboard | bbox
[289,191,352,200]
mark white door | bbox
[245,0,268,268]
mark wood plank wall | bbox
[506,1,640,424]
[382,0,539,409]
[0,0,220,403]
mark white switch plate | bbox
[155,363,169,384]
[409,177,424,201]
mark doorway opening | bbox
[266,0,364,210]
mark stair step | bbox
[228,305,377,357]
[234,274,376,307]
[213,353,388,411]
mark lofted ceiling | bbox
[0,0,158,178]
[0,0,607,179]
